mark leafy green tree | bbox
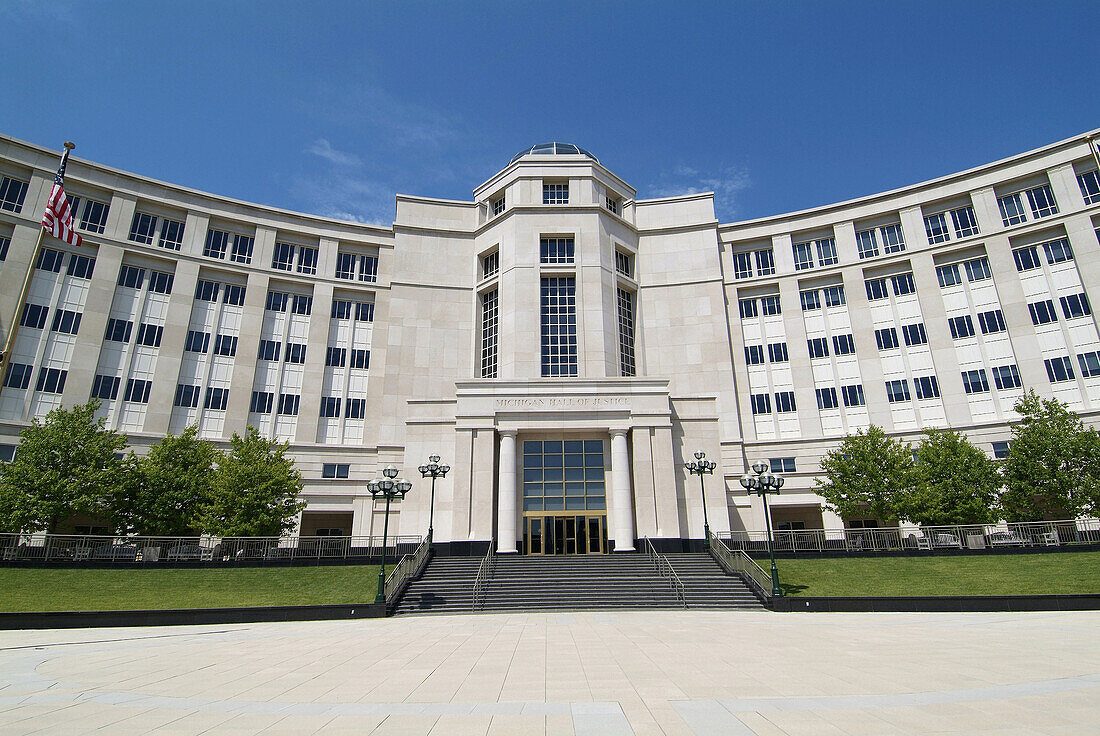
[0,401,129,533]
[113,427,219,535]
[901,429,1000,525]
[1002,390,1100,520]
[815,425,915,522]
[202,426,305,536]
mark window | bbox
[285,343,307,364]
[964,257,991,282]
[213,334,238,357]
[885,379,910,402]
[331,299,352,319]
[325,346,346,367]
[355,302,374,322]
[833,333,855,355]
[124,378,151,403]
[880,223,906,253]
[0,235,9,261]
[768,342,788,362]
[815,238,838,266]
[1045,356,1075,383]
[759,295,781,315]
[148,271,173,294]
[93,375,121,401]
[769,458,797,473]
[1078,170,1100,204]
[0,175,29,212]
[856,228,879,259]
[992,364,1022,390]
[543,182,569,204]
[117,265,145,289]
[865,277,889,301]
[755,249,775,276]
[914,375,940,400]
[258,340,281,361]
[222,284,246,305]
[948,315,975,339]
[891,272,916,295]
[159,218,185,250]
[738,298,758,319]
[249,391,274,413]
[800,289,821,311]
[998,192,1028,226]
[614,250,633,278]
[174,384,200,408]
[924,212,950,243]
[1013,246,1041,272]
[1060,293,1091,319]
[350,349,369,369]
[51,309,81,335]
[807,337,830,358]
[733,252,753,279]
[823,285,846,307]
[104,318,132,342]
[744,345,765,364]
[266,291,288,312]
[332,252,380,281]
[322,463,350,479]
[3,363,33,390]
[185,331,210,353]
[345,398,366,419]
[816,387,839,409]
[978,309,1006,334]
[225,233,252,263]
[203,229,230,259]
[195,280,220,302]
[278,393,300,415]
[129,212,157,244]
[617,288,636,377]
[875,327,899,350]
[541,277,577,377]
[841,384,865,407]
[483,250,500,278]
[992,441,1011,460]
[750,393,771,414]
[902,322,927,346]
[72,198,109,234]
[297,246,318,275]
[22,303,50,330]
[493,195,506,216]
[36,367,68,394]
[35,248,63,273]
[1042,238,1073,264]
[136,323,163,347]
[1079,352,1100,378]
[792,241,814,270]
[936,264,961,288]
[1029,299,1058,325]
[272,242,295,270]
[205,387,229,410]
[292,294,313,315]
[335,252,356,280]
[1026,184,1058,218]
[774,391,796,412]
[479,289,497,381]
[540,237,574,264]
[950,206,979,238]
[320,397,341,418]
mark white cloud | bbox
[649,164,751,219]
[293,172,395,227]
[304,138,360,167]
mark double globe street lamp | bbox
[368,465,412,605]
[418,454,450,550]
[739,460,785,597]
[685,451,718,549]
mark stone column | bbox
[610,429,636,551]
[497,430,518,553]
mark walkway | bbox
[0,610,1097,734]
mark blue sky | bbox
[3,1,1099,225]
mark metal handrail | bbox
[471,539,495,611]
[708,530,771,601]
[643,536,687,608]
[384,532,433,604]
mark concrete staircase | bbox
[390,550,765,615]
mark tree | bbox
[815,425,915,522]
[113,427,219,535]
[901,429,1000,525]
[1001,390,1100,520]
[0,400,129,533]
[202,426,305,536]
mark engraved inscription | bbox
[496,397,629,409]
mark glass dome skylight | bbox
[509,142,598,166]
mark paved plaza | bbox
[0,610,1097,735]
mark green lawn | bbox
[0,565,382,612]
[768,551,1100,597]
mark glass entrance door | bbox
[523,514,607,554]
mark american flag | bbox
[41,145,82,247]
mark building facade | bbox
[1,133,1099,552]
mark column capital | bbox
[499,429,518,439]
[609,428,629,439]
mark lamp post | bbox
[418,454,449,550]
[685,451,717,549]
[369,465,412,605]
[739,460,785,597]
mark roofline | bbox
[636,191,715,205]
[474,155,636,199]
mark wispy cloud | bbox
[293,171,395,227]
[304,138,360,167]
[649,164,751,220]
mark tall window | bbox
[617,288,636,377]
[0,176,29,213]
[543,182,569,204]
[541,277,577,376]
[482,250,499,279]
[481,289,498,378]
[540,237,574,264]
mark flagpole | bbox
[0,142,75,384]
